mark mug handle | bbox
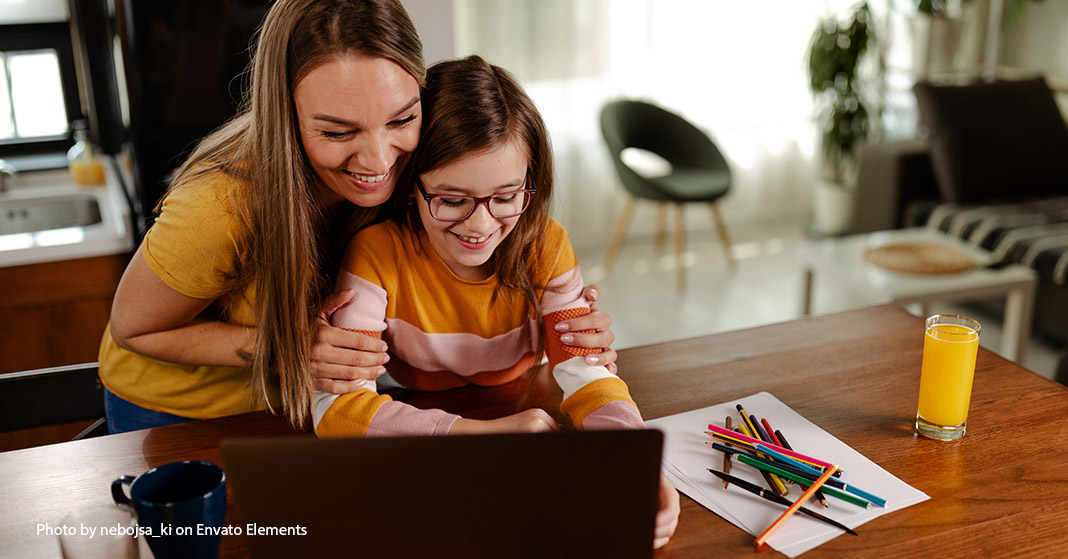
[111,475,136,511]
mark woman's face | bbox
[294,54,421,208]
[416,140,529,281]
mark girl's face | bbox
[294,54,421,209]
[416,140,530,281]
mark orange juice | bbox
[70,158,106,185]
[917,318,979,435]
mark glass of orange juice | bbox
[916,314,981,441]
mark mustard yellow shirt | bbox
[98,169,275,418]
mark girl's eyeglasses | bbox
[416,180,536,222]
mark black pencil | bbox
[707,469,858,536]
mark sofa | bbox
[851,77,1068,349]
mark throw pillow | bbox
[913,77,1068,203]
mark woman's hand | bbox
[448,409,561,434]
[654,474,681,549]
[311,290,391,393]
[556,285,618,373]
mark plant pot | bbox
[812,178,855,236]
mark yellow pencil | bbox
[755,464,838,548]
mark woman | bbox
[100,0,615,433]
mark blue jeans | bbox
[104,387,196,434]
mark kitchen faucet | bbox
[0,159,16,194]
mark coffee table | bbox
[801,228,1036,361]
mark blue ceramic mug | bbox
[112,460,226,559]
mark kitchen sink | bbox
[0,194,102,235]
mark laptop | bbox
[221,429,663,559]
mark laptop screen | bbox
[222,429,663,559]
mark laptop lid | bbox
[221,429,663,559]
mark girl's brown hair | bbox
[163,0,425,428]
[399,55,555,333]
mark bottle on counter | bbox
[67,120,106,185]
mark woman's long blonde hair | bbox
[162,0,425,428]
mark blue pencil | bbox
[756,443,887,507]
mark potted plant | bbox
[806,1,875,235]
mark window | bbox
[1,49,69,141]
[0,0,83,158]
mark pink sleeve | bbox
[580,400,646,430]
[365,401,460,437]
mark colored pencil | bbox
[706,432,840,476]
[736,421,788,496]
[706,469,857,536]
[755,445,885,508]
[737,406,789,496]
[769,427,827,507]
[722,416,732,489]
[736,455,871,509]
[707,424,834,470]
[706,432,842,480]
[755,464,838,547]
[707,442,831,483]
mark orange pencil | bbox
[754,464,838,548]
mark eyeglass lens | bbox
[430,190,532,221]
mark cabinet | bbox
[0,253,129,374]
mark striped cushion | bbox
[923,195,1068,285]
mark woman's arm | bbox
[110,248,389,382]
[109,248,254,366]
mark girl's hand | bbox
[654,474,681,549]
[556,285,618,373]
[311,290,391,393]
[448,409,561,434]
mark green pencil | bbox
[736,454,871,509]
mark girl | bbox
[315,55,679,548]
[101,0,615,433]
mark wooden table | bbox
[2,304,1066,558]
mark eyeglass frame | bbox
[415,179,537,222]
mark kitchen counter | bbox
[0,156,135,268]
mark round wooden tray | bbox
[863,242,976,275]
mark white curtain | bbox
[455,0,865,251]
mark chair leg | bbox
[675,203,686,291]
[602,197,636,274]
[709,202,735,268]
[654,203,667,250]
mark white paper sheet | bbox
[647,392,929,557]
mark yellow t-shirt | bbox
[98,169,276,418]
